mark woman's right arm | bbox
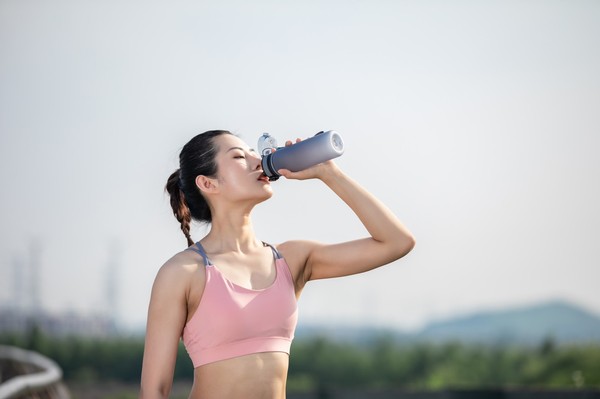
[139,256,192,399]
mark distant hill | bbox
[416,300,600,345]
[296,300,600,345]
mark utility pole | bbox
[105,238,122,333]
[28,238,42,318]
[12,255,25,313]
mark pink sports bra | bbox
[182,242,299,368]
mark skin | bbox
[139,134,416,399]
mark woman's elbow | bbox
[139,377,172,399]
[407,234,416,251]
[392,234,416,260]
[139,386,170,399]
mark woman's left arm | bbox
[279,161,415,283]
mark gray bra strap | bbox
[187,242,212,266]
[263,242,282,260]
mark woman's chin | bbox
[256,187,274,203]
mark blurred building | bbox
[1,238,122,337]
[0,307,117,337]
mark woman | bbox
[139,130,415,399]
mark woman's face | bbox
[211,134,273,203]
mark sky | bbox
[1,0,599,332]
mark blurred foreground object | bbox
[0,345,70,399]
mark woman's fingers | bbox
[284,138,302,147]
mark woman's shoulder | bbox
[276,239,321,256]
[275,240,321,269]
[275,240,321,291]
[153,247,205,286]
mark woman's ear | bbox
[195,175,219,194]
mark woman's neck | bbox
[202,209,261,254]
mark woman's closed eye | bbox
[228,147,259,161]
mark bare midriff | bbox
[188,352,289,399]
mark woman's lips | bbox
[258,172,269,182]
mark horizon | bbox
[2,295,598,337]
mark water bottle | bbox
[257,130,344,181]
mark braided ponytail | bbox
[165,130,233,246]
[165,169,193,246]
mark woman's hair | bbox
[165,130,233,246]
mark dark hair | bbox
[165,130,233,246]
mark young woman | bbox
[139,130,415,399]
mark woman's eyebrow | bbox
[226,146,257,153]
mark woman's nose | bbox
[250,152,262,169]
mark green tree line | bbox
[1,329,599,391]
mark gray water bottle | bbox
[258,130,344,181]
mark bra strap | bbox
[187,242,212,266]
[263,242,282,260]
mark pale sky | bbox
[1,0,599,332]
